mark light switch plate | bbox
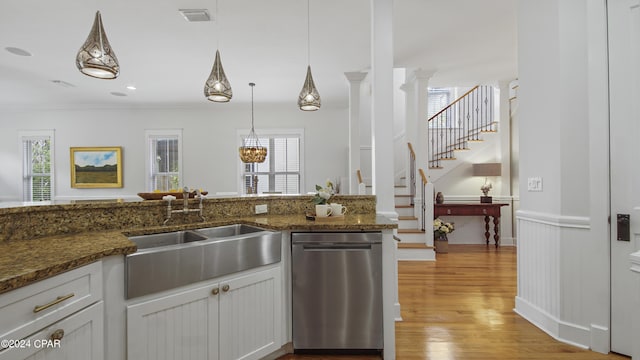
[255,204,268,214]
[527,177,543,192]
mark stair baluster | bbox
[428,85,495,169]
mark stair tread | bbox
[398,243,433,249]
[395,205,414,209]
[398,216,418,220]
[398,228,425,234]
[429,166,444,170]
[394,194,413,198]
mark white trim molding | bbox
[516,209,591,229]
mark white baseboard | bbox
[397,248,436,261]
[515,296,591,350]
[394,302,403,322]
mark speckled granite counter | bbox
[0,231,136,294]
[0,196,396,294]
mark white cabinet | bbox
[0,262,104,360]
[127,266,282,360]
[1,302,104,360]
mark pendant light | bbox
[76,11,120,79]
[204,0,232,102]
[298,0,321,111]
[239,83,267,163]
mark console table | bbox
[434,203,509,247]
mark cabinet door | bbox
[218,267,282,360]
[127,284,219,360]
[0,301,103,360]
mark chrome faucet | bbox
[163,187,206,225]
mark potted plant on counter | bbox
[433,218,454,253]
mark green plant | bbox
[312,180,335,205]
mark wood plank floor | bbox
[279,244,629,360]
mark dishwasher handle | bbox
[300,243,373,251]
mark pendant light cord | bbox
[216,0,220,50]
[250,83,255,130]
[307,0,311,66]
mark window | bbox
[21,131,54,202]
[240,131,303,194]
[428,88,452,128]
[146,130,182,191]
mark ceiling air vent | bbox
[178,9,211,22]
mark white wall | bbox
[515,0,610,352]
[0,104,348,201]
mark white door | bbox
[218,267,282,360]
[608,0,640,356]
[127,284,219,360]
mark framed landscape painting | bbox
[70,147,123,188]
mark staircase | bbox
[394,85,498,260]
[396,144,435,261]
[428,86,498,175]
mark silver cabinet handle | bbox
[212,288,219,295]
[222,284,230,292]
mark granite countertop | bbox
[0,214,396,295]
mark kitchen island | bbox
[0,195,398,360]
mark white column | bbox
[400,78,415,191]
[371,1,396,359]
[414,69,435,173]
[371,0,395,217]
[344,72,368,194]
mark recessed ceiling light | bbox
[179,9,211,22]
[126,85,137,90]
[110,92,127,97]
[50,80,76,88]
[5,47,32,57]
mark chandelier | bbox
[239,83,267,163]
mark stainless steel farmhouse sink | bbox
[126,225,281,299]
[129,230,208,249]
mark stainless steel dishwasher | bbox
[291,232,383,352]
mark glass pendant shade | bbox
[76,11,120,79]
[239,83,267,163]
[204,50,232,102]
[298,66,321,111]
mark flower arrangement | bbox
[312,179,335,205]
[433,218,454,239]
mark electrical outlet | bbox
[255,204,268,214]
[527,177,543,192]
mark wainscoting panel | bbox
[515,210,594,349]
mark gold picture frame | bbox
[70,147,123,188]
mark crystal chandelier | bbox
[76,11,120,79]
[204,0,232,102]
[298,0,321,111]
[239,83,267,163]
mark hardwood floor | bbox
[279,245,629,360]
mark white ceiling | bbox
[0,0,517,110]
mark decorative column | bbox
[413,69,435,174]
[371,0,395,218]
[411,69,435,232]
[371,1,397,359]
[400,77,416,191]
[344,72,368,194]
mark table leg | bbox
[484,216,490,245]
[493,216,500,248]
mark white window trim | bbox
[145,129,183,192]
[18,129,55,202]
[236,128,305,194]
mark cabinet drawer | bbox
[0,301,104,360]
[0,262,102,343]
